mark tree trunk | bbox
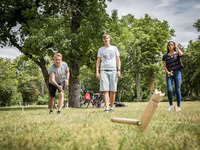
[133,72,141,102]
[67,0,81,108]
[119,91,121,102]
[68,75,79,107]
[68,61,80,108]
[35,58,49,90]
[189,88,193,100]
[41,80,45,98]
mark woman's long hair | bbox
[167,41,176,53]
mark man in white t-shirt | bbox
[96,34,121,112]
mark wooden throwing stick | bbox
[111,89,165,131]
[168,71,173,77]
[111,118,141,126]
[174,105,178,111]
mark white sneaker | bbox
[167,106,173,111]
[177,107,181,111]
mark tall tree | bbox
[59,0,109,107]
[0,0,109,107]
[181,19,200,98]
[182,40,200,98]
[119,14,174,101]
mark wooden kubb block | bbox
[140,89,165,130]
[111,89,165,131]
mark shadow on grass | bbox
[0,106,49,111]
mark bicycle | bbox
[90,91,105,108]
[79,95,91,108]
[79,91,104,108]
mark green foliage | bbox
[181,40,200,97]
[22,14,70,60]
[11,92,23,106]
[0,0,110,107]
[103,13,174,101]
[120,14,174,73]
[117,72,136,102]
[37,95,49,105]
[0,58,19,106]
[6,0,109,68]
[193,19,200,32]
[0,84,13,106]
[0,58,18,85]
[14,56,44,103]
[79,65,99,93]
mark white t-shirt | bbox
[97,45,120,70]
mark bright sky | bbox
[0,0,199,60]
[106,0,200,46]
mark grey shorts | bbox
[100,70,118,92]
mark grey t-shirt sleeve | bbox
[97,48,101,57]
[63,62,69,71]
[49,65,54,75]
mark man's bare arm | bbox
[116,56,121,77]
[65,69,70,86]
[50,73,63,92]
[96,57,101,79]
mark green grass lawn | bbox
[0,101,199,150]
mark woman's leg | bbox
[166,74,173,106]
[174,70,182,107]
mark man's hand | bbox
[58,86,64,93]
[65,79,69,86]
[117,71,121,78]
[96,72,100,79]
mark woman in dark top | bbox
[162,41,183,111]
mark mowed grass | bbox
[0,101,199,150]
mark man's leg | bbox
[58,92,64,111]
[48,83,57,113]
[109,70,117,110]
[104,91,109,110]
[49,96,54,111]
[110,91,115,109]
[57,81,66,113]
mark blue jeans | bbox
[166,70,182,107]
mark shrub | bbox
[37,95,49,105]
[0,84,14,106]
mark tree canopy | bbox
[0,0,109,107]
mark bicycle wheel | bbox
[93,98,99,108]
[100,99,105,108]
[80,100,90,108]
